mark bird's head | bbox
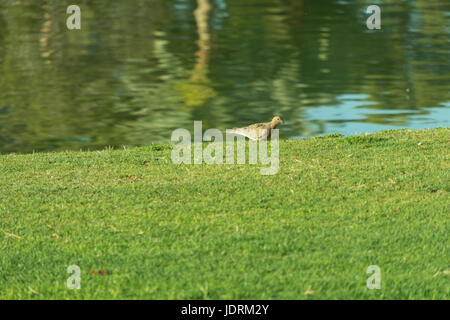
[271,116,283,127]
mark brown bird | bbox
[227,116,283,140]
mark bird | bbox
[227,116,283,140]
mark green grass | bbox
[0,128,449,299]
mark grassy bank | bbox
[0,128,448,299]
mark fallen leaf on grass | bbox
[91,269,108,275]
[304,286,314,295]
[4,232,22,239]
[28,286,39,294]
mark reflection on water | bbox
[0,0,448,153]
[301,94,450,137]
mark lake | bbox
[0,0,448,153]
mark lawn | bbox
[0,128,448,299]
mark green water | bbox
[0,0,448,153]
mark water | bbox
[0,0,448,153]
